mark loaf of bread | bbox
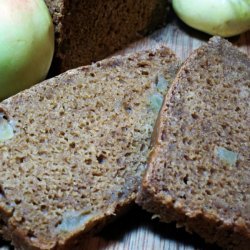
[0,47,179,249]
[137,37,250,249]
[44,0,168,73]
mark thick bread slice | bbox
[0,47,179,250]
[44,0,168,73]
[137,37,250,249]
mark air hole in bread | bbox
[41,205,48,213]
[14,198,22,205]
[85,159,92,165]
[0,185,6,198]
[136,61,147,68]
[183,175,188,184]
[96,154,106,164]
[124,106,132,113]
[206,78,213,86]
[69,142,76,149]
[191,113,199,119]
[140,143,145,152]
[15,157,25,164]
[141,70,149,75]
[205,190,212,195]
[27,230,36,241]
[39,96,44,102]
[39,138,45,143]
[60,131,65,136]
[182,137,192,145]
[116,158,122,165]
[0,109,7,119]
[122,127,128,132]
[161,130,166,141]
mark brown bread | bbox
[137,37,250,249]
[44,0,168,73]
[0,47,179,250]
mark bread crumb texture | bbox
[0,47,179,249]
[137,37,250,250]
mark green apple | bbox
[173,0,250,37]
[0,0,54,100]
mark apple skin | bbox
[0,0,54,100]
[173,0,250,37]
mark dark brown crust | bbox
[44,0,168,74]
[137,37,250,250]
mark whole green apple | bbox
[173,0,250,37]
[0,0,54,100]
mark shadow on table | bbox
[79,205,221,250]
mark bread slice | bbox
[0,47,179,249]
[137,37,250,249]
[44,0,168,73]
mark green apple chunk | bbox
[173,0,250,37]
[0,0,54,100]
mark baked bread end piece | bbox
[44,0,168,73]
